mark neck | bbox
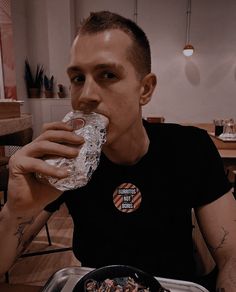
[103,122,149,165]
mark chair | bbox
[146,116,165,123]
[223,165,236,199]
[0,162,9,208]
[0,128,34,207]
[232,170,236,199]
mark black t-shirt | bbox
[45,121,231,282]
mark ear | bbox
[139,73,157,106]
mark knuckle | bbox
[42,122,51,132]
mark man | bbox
[0,11,236,291]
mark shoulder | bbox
[143,120,218,161]
[143,119,210,145]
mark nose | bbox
[73,76,101,113]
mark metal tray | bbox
[41,266,209,292]
[209,132,236,142]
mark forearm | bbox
[216,258,236,291]
[0,205,46,274]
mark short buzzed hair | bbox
[78,11,151,79]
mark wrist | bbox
[2,202,39,222]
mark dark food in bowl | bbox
[85,276,152,291]
[73,265,170,292]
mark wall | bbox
[11,0,28,111]
[0,0,17,99]
[11,0,236,123]
[11,0,75,113]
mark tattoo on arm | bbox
[14,217,34,247]
[207,226,229,253]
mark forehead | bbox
[69,29,133,67]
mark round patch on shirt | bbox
[113,183,142,213]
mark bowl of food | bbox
[73,265,170,292]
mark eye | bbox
[70,74,85,84]
[101,71,117,80]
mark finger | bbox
[34,129,84,145]
[16,140,81,159]
[41,121,73,132]
[10,156,69,179]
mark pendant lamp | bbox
[183,0,194,56]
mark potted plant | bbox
[57,84,66,98]
[24,59,44,98]
[44,74,54,98]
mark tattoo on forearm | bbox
[14,217,34,247]
[207,227,229,253]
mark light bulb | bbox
[183,44,194,57]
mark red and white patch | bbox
[113,183,142,213]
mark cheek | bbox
[71,99,77,110]
[106,86,141,121]
[111,81,141,104]
[70,88,81,110]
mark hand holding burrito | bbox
[36,111,108,191]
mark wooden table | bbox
[208,132,236,159]
[184,123,236,159]
[185,123,236,184]
[0,283,42,292]
[0,114,32,136]
[0,114,32,156]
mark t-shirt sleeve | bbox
[186,127,232,207]
[44,192,66,213]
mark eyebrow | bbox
[67,63,125,74]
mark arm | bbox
[195,191,236,291]
[0,207,52,274]
[0,121,83,275]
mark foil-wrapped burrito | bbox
[36,111,108,191]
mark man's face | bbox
[67,29,144,146]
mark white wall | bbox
[11,0,28,110]
[11,0,75,113]
[46,0,76,87]
[11,0,236,123]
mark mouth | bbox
[92,111,110,128]
[72,109,110,131]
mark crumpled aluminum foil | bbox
[36,111,108,191]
